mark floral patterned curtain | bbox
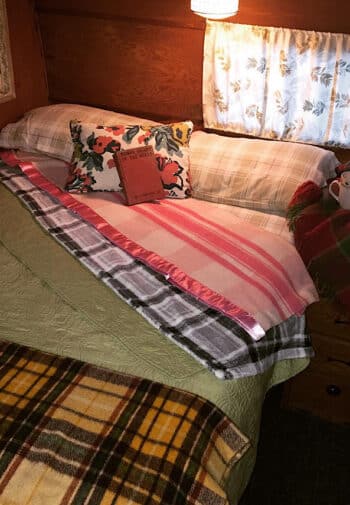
[203,21,350,148]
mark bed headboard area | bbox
[34,0,350,127]
[2,0,350,159]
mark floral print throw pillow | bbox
[65,120,193,198]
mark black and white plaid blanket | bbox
[0,165,313,379]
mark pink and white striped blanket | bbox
[1,150,318,339]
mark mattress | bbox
[0,156,310,504]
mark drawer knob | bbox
[326,384,341,396]
[334,318,350,325]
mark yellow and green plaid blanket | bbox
[0,340,249,505]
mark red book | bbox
[114,145,165,205]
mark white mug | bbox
[329,171,350,209]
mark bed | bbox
[2,3,350,501]
[0,96,342,504]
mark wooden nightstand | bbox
[282,299,350,424]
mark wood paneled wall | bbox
[34,0,350,126]
[35,1,204,123]
[0,0,48,129]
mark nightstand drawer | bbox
[311,332,350,364]
[282,361,350,424]
[306,300,350,342]
[283,299,350,423]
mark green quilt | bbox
[0,181,309,503]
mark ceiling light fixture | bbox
[191,0,239,19]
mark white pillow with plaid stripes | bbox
[189,131,339,214]
[0,104,156,162]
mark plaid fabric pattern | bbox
[287,180,350,310]
[0,165,313,379]
[190,131,338,214]
[0,339,249,505]
[0,104,155,162]
[210,202,293,243]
